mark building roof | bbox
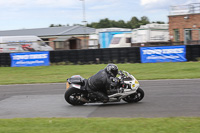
[0,26,95,37]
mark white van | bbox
[109,33,131,48]
[88,34,99,49]
[131,24,169,44]
[0,36,53,53]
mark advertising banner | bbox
[11,51,50,67]
[140,45,187,63]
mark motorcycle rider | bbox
[86,64,119,103]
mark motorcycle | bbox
[64,70,144,105]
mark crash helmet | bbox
[105,64,118,77]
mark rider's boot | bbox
[92,91,109,103]
[79,97,88,102]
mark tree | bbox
[49,16,164,29]
[87,22,98,28]
[117,20,127,28]
[98,18,112,28]
[49,24,65,27]
[127,16,140,29]
[140,16,150,25]
[50,24,55,27]
[152,21,165,24]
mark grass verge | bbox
[0,62,200,85]
[0,117,200,133]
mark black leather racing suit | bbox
[87,68,113,103]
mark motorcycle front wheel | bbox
[123,88,144,103]
[64,87,86,106]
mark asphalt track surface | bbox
[0,79,200,118]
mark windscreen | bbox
[111,37,121,44]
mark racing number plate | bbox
[66,82,70,90]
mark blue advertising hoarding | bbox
[11,51,50,67]
[140,45,187,63]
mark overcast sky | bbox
[0,0,199,31]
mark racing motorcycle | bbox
[64,70,144,106]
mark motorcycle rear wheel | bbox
[64,88,86,106]
[123,88,144,103]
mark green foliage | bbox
[87,16,159,29]
[50,16,164,28]
[127,16,140,29]
[0,117,200,133]
[49,24,65,27]
[152,21,165,24]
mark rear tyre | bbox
[123,88,144,103]
[64,88,86,106]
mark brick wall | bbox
[168,13,200,42]
[49,38,56,49]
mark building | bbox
[169,3,200,45]
[0,26,95,50]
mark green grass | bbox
[0,117,200,133]
[0,62,200,85]
[1,63,200,132]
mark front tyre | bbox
[123,88,144,103]
[64,87,86,106]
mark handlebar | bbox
[118,70,125,76]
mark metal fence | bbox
[50,47,141,64]
[170,3,200,15]
[186,45,200,61]
[0,53,11,66]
